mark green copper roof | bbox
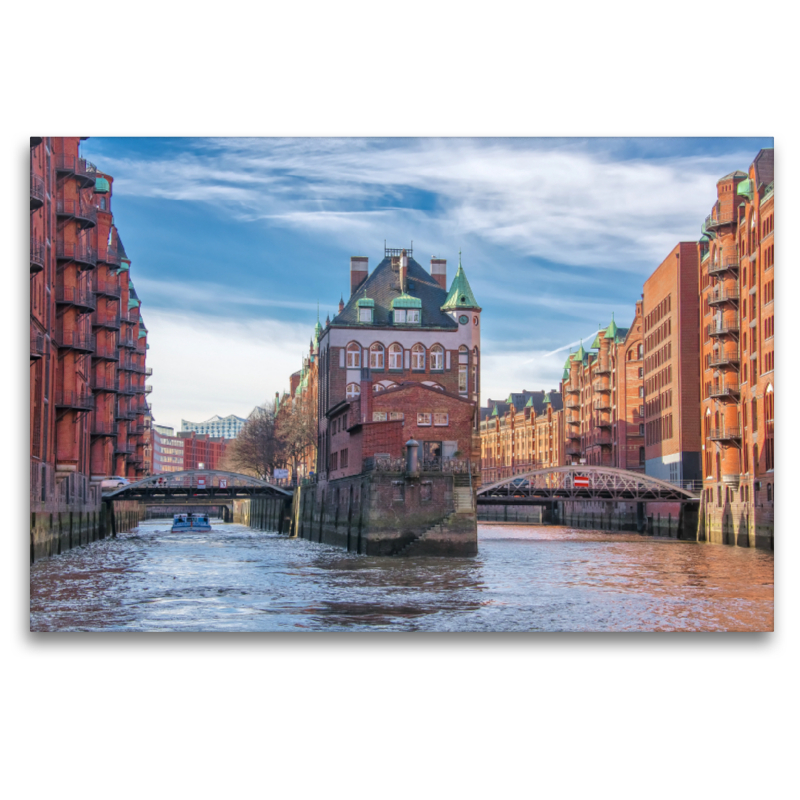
[117,262,130,272]
[525,396,533,408]
[590,328,606,349]
[604,314,618,340]
[543,392,551,404]
[391,293,422,309]
[138,329,147,339]
[94,177,110,194]
[737,178,753,199]
[491,405,498,417]
[128,297,140,310]
[563,369,570,381]
[356,297,374,308]
[441,253,480,311]
[573,342,586,362]
[699,235,710,243]
[564,354,573,369]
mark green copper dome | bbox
[391,293,422,309]
[94,177,110,194]
[128,297,140,310]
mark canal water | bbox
[29,520,774,632]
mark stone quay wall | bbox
[30,499,144,562]
[231,496,292,533]
[293,471,478,557]
[697,500,774,550]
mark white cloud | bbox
[96,138,758,274]
[144,309,312,431]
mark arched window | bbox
[346,342,361,368]
[388,343,403,370]
[637,344,643,359]
[412,343,425,370]
[430,344,444,371]
[346,383,360,400]
[369,343,384,369]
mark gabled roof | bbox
[331,255,458,330]
[441,258,480,311]
[490,390,564,416]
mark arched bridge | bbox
[478,466,701,504]
[104,469,294,502]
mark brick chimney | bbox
[431,257,447,290]
[350,257,368,296]
[399,249,409,293]
[360,367,372,423]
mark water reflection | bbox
[30,520,773,632]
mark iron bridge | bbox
[477,466,701,504]
[103,469,294,502]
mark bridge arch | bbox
[478,465,700,503]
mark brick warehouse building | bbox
[178,431,229,471]
[479,390,565,484]
[642,243,702,486]
[698,149,774,548]
[30,137,151,559]
[293,246,482,555]
[561,308,645,471]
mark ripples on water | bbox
[29,521,774,632]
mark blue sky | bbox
[80,137,773,430]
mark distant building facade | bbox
[178,431,229,471]
[562,309,645,471]
[152,425,185,473]
[181,414,247,439]
[642,243,702,485]
[479,390,565,484]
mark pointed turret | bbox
[441,251,481,311]
[338,295,345,314]
[604,313,618,340]
[573,341,586,362]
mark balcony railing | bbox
[145,385,153,394]
[94,339,120,361]
[567,430,581,440]
[115,442,135,455]
[566,446,582,456]
[56,240,97,269]
[91,421,117,437]
[709,321,740,337]
[596,417,613,428]
[56,198,97,228]
[566,414,580,425]
[593,381,610,393]
[56,328,94,353]
[145,367,153,377]
[116,379,136,395]
[119,333,137,349]
[55,284,96,311]
[594,364,612,375]
[30,332,45,359]
[97,247,122,267]
[120,309,139,325]
[115,404,136,421]
[708,288,740,305]
[709,351,740,368]
[54,154,97,188]
[566,400,579,409]
[118,355,136,372]
[30,173,45,210]
[593,399,611,411]
[30,237,45,273]
[565,385,580,394]
[94,279,122,298]
[91,373,118,392]
[55,390,94,410]
[709,384,740,399]
[710,427,742,441]
[92,310,121,330]
[705,209,736,229]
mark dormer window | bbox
[356,297,374,323]
[391,293,421,325]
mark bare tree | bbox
[222,402,282,481]
[276,392,318,483]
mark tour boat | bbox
[171,513,212,532]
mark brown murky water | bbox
[29,521,774,632]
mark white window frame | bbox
[417,412,432,426]
[430,345,444,371]
[370,344,384,369]
[394,309,406,324]
[346,383,361,400]
[346,343,361,368]
[388,343,403,370]
[359,308,372,323]
[406,309,420,324]
[412,344,425,370]
[372,411,387,422]
[434,412,449,426]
